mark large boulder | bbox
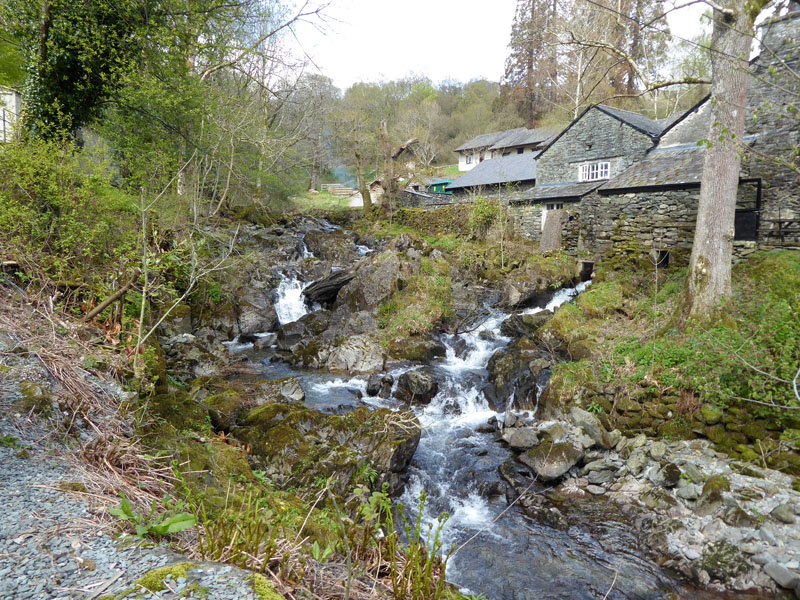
[499,312,553,338]
[485,347,550,412]
[570,406,620,449]
[326,334,386,374]
[303,229,360,264]
[232,404,421,496]
[500,262,575,309]
[237,288,279,334]
[518,441,584,482]
[335,250,402,313]
[395,367,440,405]
[277,310,332,351]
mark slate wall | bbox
[536,110,656,185]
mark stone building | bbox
[509,6,800,262]
[454,126,556,171]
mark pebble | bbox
[585,484,605,495]
[0,372,264,600]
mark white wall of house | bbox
[458,151,477,171]
[0,88,21,143]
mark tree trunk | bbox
[677,1,759,324]
[354,140,372,217]
[380,119,395,218]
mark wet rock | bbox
[366,373,394,399]
[501,427,539,450]
[303,229,360,264]
[570,407,614,449]
[395,368,439,405]
[519,441,584,482]
[586,484,606,495]
[304,269,358,305]
[661,463,682,488]
[771,503,796,524]
[326,334,385,374]
[253,333,277,350]
[499,312,552,338]
[277,310,331,351]
[238,289,279,334]
[764,562,800,590]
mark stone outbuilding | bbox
[509,6,800,262]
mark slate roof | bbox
[446,153,538,190]
[454,130,509,152]
[596,105,665,138]
[517,181,602,202]
[599,146,704,191]
[455,126,558,153]
[489,126,559,151]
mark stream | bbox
[232,257,762,600]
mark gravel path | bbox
[0,360,270,600]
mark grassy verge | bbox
[544,250,800,472]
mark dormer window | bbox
[579,161,610,182]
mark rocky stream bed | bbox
[1,214,799,599]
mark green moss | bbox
[18,381,52,416]
[252,573,285,600]
[577,281,625,317]
[58,481,88,493]
[135,562,194,592]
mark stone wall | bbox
[508,204,582,254]
[582,182,759,262]
[536,110,656,185]
[744,11,800,246]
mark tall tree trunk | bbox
[380,119,395,217]
[353,140,372,217]
[677,1,763,324]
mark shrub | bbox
[0,139,138,295]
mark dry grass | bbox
[0,287,172,510]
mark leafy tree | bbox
[2,0,151,137]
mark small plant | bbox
[587,401,603,415]
[0,435,19,449]
[380,489,454,600]
[109,494,196,538]
[311,540,335,562]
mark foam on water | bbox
[274,274,310,325]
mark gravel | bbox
[0,356,269,600]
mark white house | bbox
[454,126,558,171]
[0,87,22,142]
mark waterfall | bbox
[274,274,310,326]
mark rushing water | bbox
[250,277,757,600]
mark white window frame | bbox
[465,154,472,165]
[578,161,610,182]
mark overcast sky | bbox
[292,0,709,92]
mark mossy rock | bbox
[135,562,195,593]
[699,403,723,425]
[233,404,420,496]
[17,381,53,416]
[766,451,800,476]
[701,541,750,582]
[252,573,286,600]
[696,474,730,517]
